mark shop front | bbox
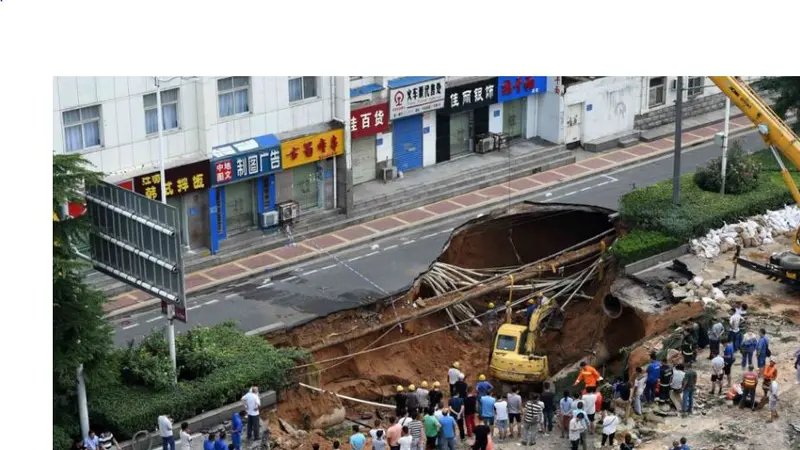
[349,102,390,185]
[497,76,548,139]
[280,126,345,211]
[388,77,446,173]
[209,134,282,254]
[435,77,498,162]
[132,159,210,250]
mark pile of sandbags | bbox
[666,275,726,307]
[690,205,800,258]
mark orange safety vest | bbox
[576,366,601,387]
[743,372,758,389]
[763,365,777,381]
[726,385,739,400]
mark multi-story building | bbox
[53,76,350,253]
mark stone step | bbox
[618,136,640,148]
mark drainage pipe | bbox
[601,295,623,319]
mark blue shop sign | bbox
[210,134,282,186]
[497,76,548,103]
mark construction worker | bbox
[476,375,493,398]
[448,362,462,397]
[761,357,778,408]
[740,365,758,409]
[756,328,771,372]
[485,303,499,343]
[574,361,603,393]
[396,386,408,417]
[429,382,443,410]
[407,384,419,417]
[524,296,539,325]
[681,328,696,364]
[417,382,430,412]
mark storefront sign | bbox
[350,103,390,140]
[281,128,345,170]
[441,77,499,114]
[497,76,548,103]
[210,135,282,186]
[389,77,446,120]
[133,160,210,201]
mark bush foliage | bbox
[609,230,683,266]
[92,322,307,440]
[693,141,763,194]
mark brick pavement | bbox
[104,119,756,316]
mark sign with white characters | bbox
[389,77,446,120]
[441,78,499,114]
[210,135,282,186]
[350,102,390,139]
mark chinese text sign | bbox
[280,128,345,170]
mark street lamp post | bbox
[720,97,731,194]
[672,76,684,205]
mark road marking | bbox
[225,294,237,299]
[420,232,438,240]
[303,269,318,276]
[364,251,379,258]
[257,282,275,289]
[283,275,298,282]
[384,244,398,251]
[348,255,364,262]
[187,305,202,311]
[579,186,592,192]
[321,264,337,270]
[402,239,416,245]
[203,299,219,305]
[443,227,454,232]
[603,174,619,182]
[146,316,162,323]
[564,191,577,197]
[122,323,139,330]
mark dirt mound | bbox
[277,387,343,429]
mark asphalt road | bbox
[111,130,767,346]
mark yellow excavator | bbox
[709,76,800,286]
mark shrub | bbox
[120,329,176,392]
[610,230,683,266]
[92,322,307,440]
[53,425,73,450]
[693,140,763,194]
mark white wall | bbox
[640,76,763,114]
[537,91,563,144]
[489,103,503,133]
[525,95,539,139]
[422,111,437,167]
[376,131,393,165]
[563,76,640,142]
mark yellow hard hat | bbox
[488,303,495,309]
[433,381,441,387]
[421,381,428,388]
[453,362,460,368]
[479,374,486,381]
[528,298,535,304]
[409,384,416,391]
[397,385,404,392]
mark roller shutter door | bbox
[392,115,424,173]
[352,136,377,185]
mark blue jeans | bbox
[729,331,742,352]
[439,437,455,450]
[232,433,241,450]
[757,353,767,369]
[162,436,175,450]
[644,380,657,403]
[741,351,754,368]
[682,389,694,413]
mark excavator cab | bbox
[489,299,550,384]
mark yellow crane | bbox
[709,76,800,285]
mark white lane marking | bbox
[603,174,619,182]
[146,316,162,323]
[364,251,379,258]
[420,232,438,240]
[203,299,219,305]
[257,282,275,290]
[321,264,337,270]
[283,275,298,282]
[443,227,454,232]
[303,269,318,276]
[543,179,618,203]
[187,305,202,311]
[122,323,140,330]
[402,239,417,245]
[348,255,364,262]
[225,294,237,299]
[579,186,592,192]
[384,244,399,251]
[564,191,577,197]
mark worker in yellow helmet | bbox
[525,294,542,325]
[395,385,407,417]
[476,375,493,397]
[448,362,463,397]
[486,302,499,343]
[429,381,443,410]
[416,381,430,411]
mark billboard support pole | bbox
[155,76,178,384]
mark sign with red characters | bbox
[349,103,390,140]
[280,128,345,170]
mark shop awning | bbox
[211,134,280,161]
[387,76,441,89]
[350,83,383,97]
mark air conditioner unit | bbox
[379,166,398,182]
[277,201,300,224]
[259,211,279,228]
[476,137,495,154]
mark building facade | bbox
[53,76,349,253]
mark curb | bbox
[105,124,760,320]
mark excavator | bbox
[488,76,800,388]
[708,76,800,286]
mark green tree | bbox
[759,77,800,132]
[53,154,113,429]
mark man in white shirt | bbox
[494,396,509,440]
[569,412,588,450]
[729,312,743,352]
[711,355,725,395]
[768,380,779,421]
[669,364,686,410]
[580,387,598,434]
[241,386,261,441]
[179,422,192,450]
[633,368,646,416]
[447,362,463,397]
[157,415,175,450]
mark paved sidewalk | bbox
[104,116,758,318]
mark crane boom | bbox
[708,76,800,206]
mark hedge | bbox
[54,426,73,450]
[90,322,306,440]
[609,230,683,266]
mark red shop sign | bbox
[349,103,390,140]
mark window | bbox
[63,105,102,153]
[288,76,318,102]
[687,77,705,98]
[648,77,666,108]
[495,335,518,351]
[217,76,250,118]
[144,88,180,135]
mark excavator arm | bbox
[709,77,800,285]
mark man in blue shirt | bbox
[741,332,758,369]
[645,352,661,404]
[757,328,770,370]
[476,376,493,397]
[349,425,366,450]
[722,339,736,387]
[437,410,457,450]
[231,411,245,450]
[479,393,496,429]
[214,431,228,450]
[203,432,216,450]
[524,297,538,325]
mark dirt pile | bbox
[277,387,344,430]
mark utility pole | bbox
[720,97,731,194]
[155,76,177,384]
[672,76,684,205]
[77,365,89,440]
